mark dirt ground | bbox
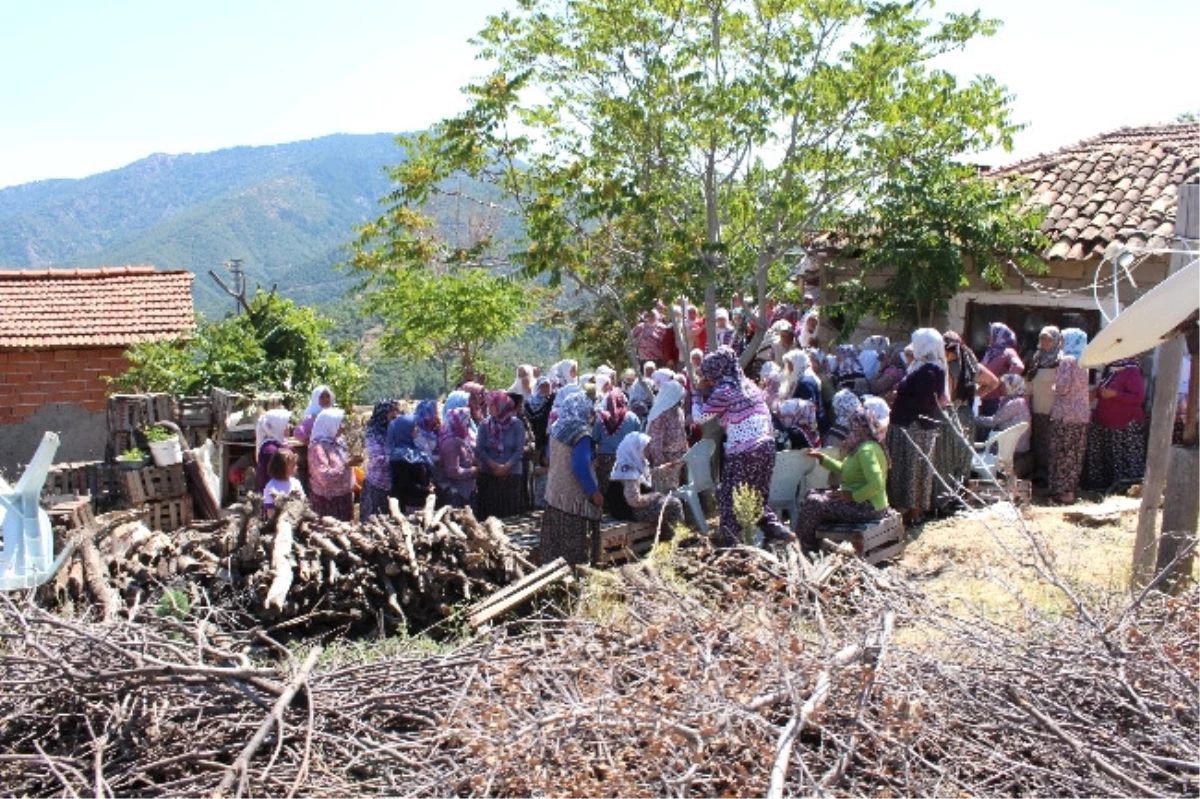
[897,493,1163,620]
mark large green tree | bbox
[834,160,1048,330]
[363,0,1018,366]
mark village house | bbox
[0,265,194,477]
[821,121,1199,360]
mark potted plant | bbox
[145,426,183,467]
[117,447,148,471]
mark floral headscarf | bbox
[366,399,397,444]
[985,322,1019,363]
[831,389,862,431]
[413,399,439,433]
[1027,326,1063,378]
[610,432,652,486]
[999,372,1027,402]
[527,376,553,413]
[597,388,630,436]
[550,389,595,446]
[699,346,740,387]
[834,344,865,380]
[443,390,470,426]
[1099,356,1142,389]
[1061,328,1088,361]
[910,328,948,374]
[445,406,475,447]
[842,396,890,457]
[779,398,821,448]
[485,390,517,437]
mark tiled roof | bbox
[988,123,1200,261]
[0,265,195,349]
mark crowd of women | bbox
[252,296,1156,566]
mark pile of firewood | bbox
[41,495,538,636]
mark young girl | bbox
[308,408,360,521]
[263,449,305,518]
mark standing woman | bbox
[870,343,908,402]
[293,385,333,443]
[438,406,478,509]
[695,347,794,546]
[461,382,488,426]
[254,408,293,494]
[797,399,891,553]
[308,408,360,522]
[475,391,526,519]
[1048,329,1091,504]
[1083,356,1147,491]
[607,432,685,536]
[933,331,995,511]
[388,414,435,514]
[360,399,399,519]
[887,329,947,525]
[978,323,1025,416]
[412,399,442,467]
[540,391,604,567]
[646,380,689,493]
[593,388,641,498]
[1025,326,1062,484]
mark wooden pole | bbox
[1131,183,1198,589]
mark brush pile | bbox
[38,494,535,636]
[3,533,1196,798]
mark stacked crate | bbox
[106,393,175,461]
[122,463,193,532]
[178,395,215,447]
[41,461,123,512]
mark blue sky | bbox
[1,0,1196,189]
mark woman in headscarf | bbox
[797,397,891,553]
[412,400,442,465]
[833,344,868,395]
[549,359,579,389]
[825,389,862,450]
[859,336,890,382]
[461,381,488,424]
[775,398,822,451]
[293,385,333,443]
[388,413,434,514]
[695,347,794,546]
[539,390,604,567]
[646,379,689,493]
[475,391,527,519]
[759,361,784,413]
[796,309,821,349]
[593,388,641,498]
[933,331,997,512]
[978,323,1025,416]
[976,373,1033,477]
[507,364,536,400]
[606,432,686,536]
[442,389,472,429]
[869,343,908,402]
[254,408,293,494]
[887,329,947,525]
[308,408,359,521]
[1025,326,1063,484]
[1049,329,1091,504]
[1083,355,1147,492]
[360,399,399,519]
[713,307,735,349]
[437,406,478,510]
[782,349,828,432]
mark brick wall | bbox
[0,346,129,426]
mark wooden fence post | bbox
[1131,182,1198,589]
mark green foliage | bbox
[144,426,176,443]
[108,290,367,406]
[155,589,192,621]
[372,0,1019,363]
[836,161,1049,330]
[732,484,765,546]
[118,448,145,461]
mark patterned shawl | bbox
[984,322,1019,363]
[550,389,595,446]
[597,388,630,436]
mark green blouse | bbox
[820,441,888,511]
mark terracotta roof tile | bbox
[0,266,195,349]
[989,122,1199,260]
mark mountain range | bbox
[0,133,439,315]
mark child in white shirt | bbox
[264,449,305,517]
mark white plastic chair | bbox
[971,422,1030,482]
[767,450,811,532]
[803,447,839,492]
[671,439,716,535]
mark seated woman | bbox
[606,432,685,537]
[308,408,360,522]
[824,389,861,450]
[976,373,1033,478]
[774,398,822,451]
[438,407,478,509]
[797,398,891,553]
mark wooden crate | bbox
[817,510,905,565]
[45,495,95,532]
[178,396,214,427]
[123,464,188,505]
[141,497,193,532]
[597,519,659,566]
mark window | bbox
[964,301,1101,362]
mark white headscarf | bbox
[303,385,333,418]
[781,348,814,397]
[550,359,578,388]
[861,395,891,441]
[648,380,686,423]
[909,328,948,373]
[255,408,292,457]
[507,364,535,398]
[611,432,652,486]
[651,368,676,390]
[641,360,656,378]
[310,408,344,444]
[797,310,820,348]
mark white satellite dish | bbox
[1081,258,1200,368]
